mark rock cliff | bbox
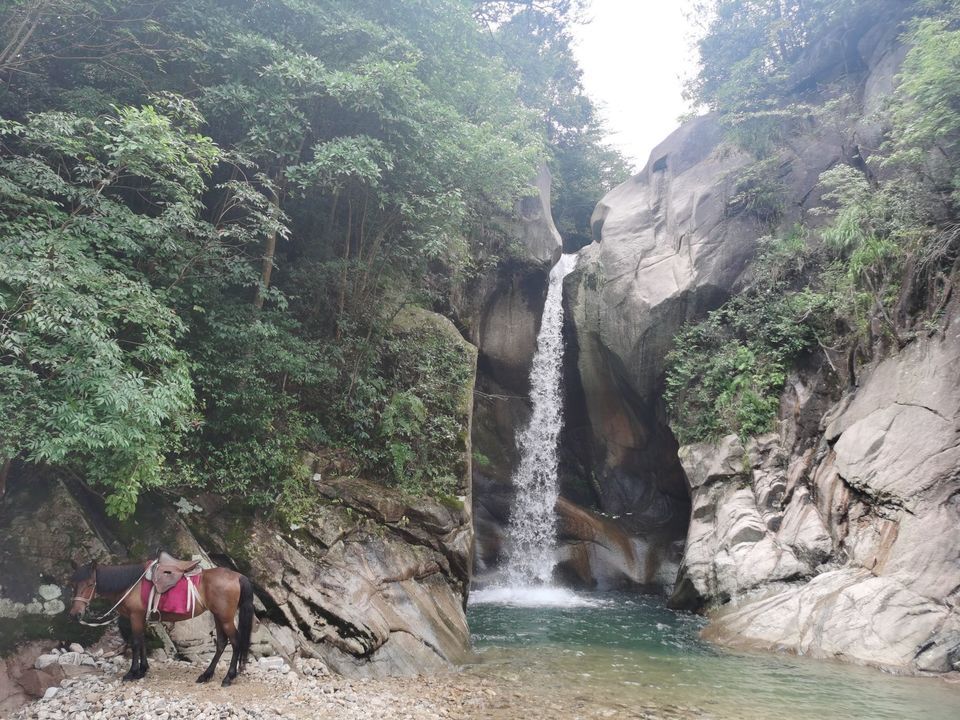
[681,326,960,673]
[466,166,670,589]
[568,7,959,672]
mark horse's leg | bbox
[220,618,240,687]
[196,623,227,684]
[139,632,149,678]
[123,614,145,681]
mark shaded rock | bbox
[0,474,110,608]
[515,165,563,265]
[554,498,682,590]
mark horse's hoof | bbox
[196,672,212,684]
[122,672,137,682]
[221,675,234,687]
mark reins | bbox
[77,566,150,627]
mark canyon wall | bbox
[569,7,959,672]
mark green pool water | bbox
[466,591,960,720]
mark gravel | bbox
[12,655,705,720]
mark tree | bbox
[476,0,631,246]
[0,104,223,515]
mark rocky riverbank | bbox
[9,656,705,720]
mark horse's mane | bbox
[72,562,146,594]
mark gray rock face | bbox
[573,114,757,407]
[190,474,473,678]
[680,328,960,673]
[670,435,830,609]
[565,10,908,549]
[517,165,563,265]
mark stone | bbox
[0,598,23,618]
[704,570,957,671]
[56,653,82,666]
[37,585,62,601]
[678,436,746,490]
[693,329,960,672]
[42,687,58,701]
[516,165,563,264]
[257,657,285,671]
[34,655,59,670]
[42,599,64,615]
[17,667,64,698]
[67,643,83,654]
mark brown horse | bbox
[67,560,254,686]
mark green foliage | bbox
[725,157,788,225]
[328,317,474,497]
[475,0,632,247]
[666,0,960,448]
[687,1,861,113]
[665,232,832,443]
[0,105,221,516]
[1,0,581,515]
[888,3,960,199]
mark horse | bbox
[67,559,255,686]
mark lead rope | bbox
[77,564,152,627]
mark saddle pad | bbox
[140,574,201,615]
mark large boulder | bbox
[684,328,960,673]
[186,474,473,677]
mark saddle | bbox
[146,551,201,594]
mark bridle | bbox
[73,564,151,627]
[71,571,97,611]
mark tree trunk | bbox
[0,457,10,500]
[253,189,282,310]
[335,200,353,339]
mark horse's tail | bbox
[237,574,254,672]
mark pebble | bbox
[13,652,707,720]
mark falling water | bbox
[502,252,578,587]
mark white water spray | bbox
[502,252,577,587]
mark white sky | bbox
[572,0,702,170]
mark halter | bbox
[75,566,150,627]
[71,574,96,607]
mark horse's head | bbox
[68,561,97,619]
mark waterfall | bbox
[503,252,577,586]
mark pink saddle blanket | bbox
[140,574,201,615]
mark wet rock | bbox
[554,498,681,589]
